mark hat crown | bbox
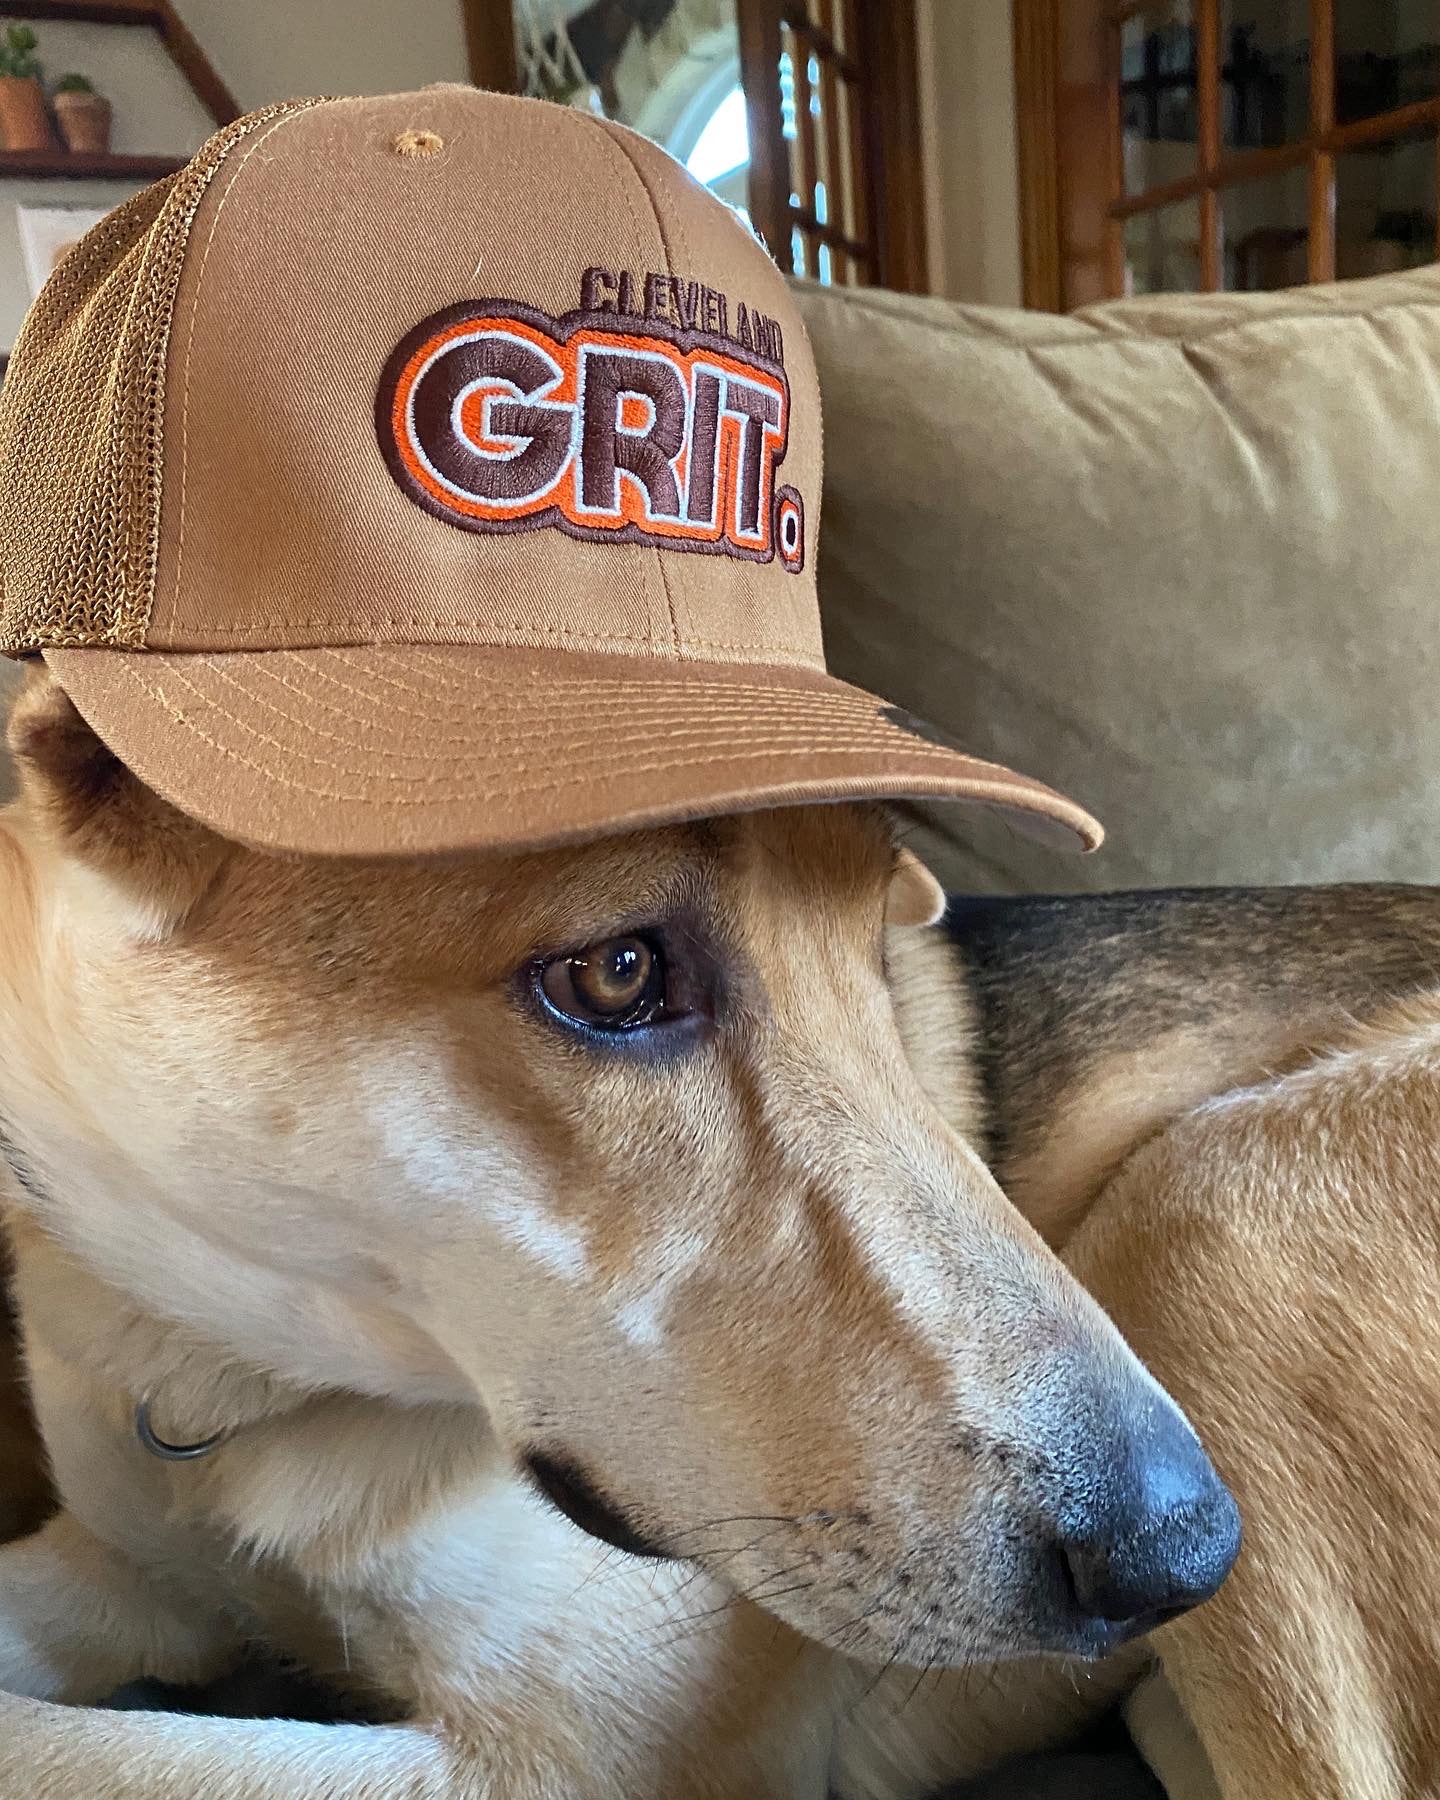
[0,88,823,671]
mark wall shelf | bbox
[0,148,184,179]
[0,0,239,128]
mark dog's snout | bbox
[1055,1399,1241,1640]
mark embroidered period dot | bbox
[391,128,444,158]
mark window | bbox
[497,0,927,292]
[685,82,749,185]
[1016,1,1440,306]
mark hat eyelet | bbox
[391,127,444,159]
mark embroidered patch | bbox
[376,298,804,569]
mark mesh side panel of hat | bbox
[0,99,324,655]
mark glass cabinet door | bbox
[1047,0,1440,301]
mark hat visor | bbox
[42,645,1102,860]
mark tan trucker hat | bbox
[0,86,1101,859]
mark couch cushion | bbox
[795,269,1440,892]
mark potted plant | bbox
[0,24,54,153]
[52,73,110,155]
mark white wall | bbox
[915,0,1024,306]
[179,0,469,110]
[0,0,472,346]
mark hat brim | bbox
[41,645,1102,860]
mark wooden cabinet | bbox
[1017,0,1440,307]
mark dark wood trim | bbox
[1307,0,1336,281]
[0,0,160,23]
[781,8,861,83]
[819,45,848,239]
[1108,148,1297,216]
[1056,0,1113,307]
[1110,95,1440,218]
[0,147,184,178]
[791,15,818,217]
[1017,0,1439,304]
[855,0,927,292]
[789,202,867,258]
[738,0,924,292]
[737,0,791,269]
[840,0,869,253]
[153,0,238,124]
[0,0,238,125]
[1195,0,1220,288]
[1102,9,1125,293]
[1014,0,1063,308]
[460,0,517,94]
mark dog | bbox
[6,705,1440,1798]
[0,667,1248,1798]
[0,81,1423,1800]
[8,734,1440,1800]
[921,885,1440,1798]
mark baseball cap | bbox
[0,86,1101,859]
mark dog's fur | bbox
[0,667,1435,1797]
[932,892,1440,1798]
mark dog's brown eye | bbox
[539,935,667,1032]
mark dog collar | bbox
[135,1399,230,1462]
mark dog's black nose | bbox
[1057,1401,1241,1637]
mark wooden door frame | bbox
[1013,0,1112,310]
[461,0,517,92]
[463,0,928,292]
[1013,0,1063,309]
[857,0,928,292]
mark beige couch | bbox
[796,266,1440,893]
[7,264,1440,903]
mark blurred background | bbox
[0,1,1433,352]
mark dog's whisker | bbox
[664,1513,797,1543]
[564,1542,628,1605]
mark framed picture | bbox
[15,204,108,300]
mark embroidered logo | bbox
[376,293,802,569]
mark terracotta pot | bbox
[53,90,111,156]
[0,76,55,152]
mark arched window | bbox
[685,82,749,189]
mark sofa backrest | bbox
[796,267,1440,892]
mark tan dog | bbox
[904,886,1440,1800]
[0,669,1241,1798]
[2,80,1412,1800]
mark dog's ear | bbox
[887,847,947,928]
[7,664,228,935]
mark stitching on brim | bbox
[150,622,820,657]
[393,644,834,693]
[176,656,916,761]
[249,657,882,734]
[151,661,940,761]
[108,657,1015,806]
[278,647,853,709]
